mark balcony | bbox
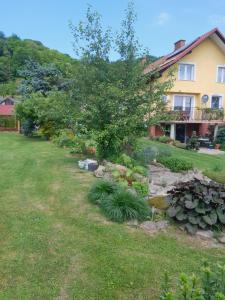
[167,107,225,122]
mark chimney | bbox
[174,39,185,51]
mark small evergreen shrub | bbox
[158,136,172,144]
[134,146,158,166]
[132,181,149,197]
[216,126,225,144]
[101,189,149,222]
[160,262,225,299]
[116,154,135,168]
[167,179,225,234]
[158,157,193,172]
[186,131,200,150]
[157,147,172,158]
[88,180,118,205]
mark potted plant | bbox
[215,143,221,150]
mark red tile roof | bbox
[144,28,225,75]
[0,105,14,116]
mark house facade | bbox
[0,97,19,131]
[146,28,225,143]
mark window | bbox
[217,66,225,83]
[178,63,194,81]
[174,95,193,111]
[211,95,222,109]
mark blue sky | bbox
[1,0,225,59]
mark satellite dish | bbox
[162,95,168,103]
[201,95,209,104]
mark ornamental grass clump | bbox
[101,189,150,223]
[88,180,118,205]
[166,178,225,234]
[88,180,150,222]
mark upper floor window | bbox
[217,66,225,83]
[178,63,195,81]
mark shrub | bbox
[116,153,135,168]
[101,189,149,222]
[88,180,118,205]
[221,142,225,151]
[53,129,77,147]
[173,140,186,149]
[21,119,36,136]
[186,131,200,150]
[132,181,149,197]
[158,157,193,172]
[160,262,225,299]
[132,165,148,176]
[216,126,225,144]
[157,147,172,158]
[167,179,225,234]
[158,136,172,144]
[134,146,158,166]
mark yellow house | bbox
[146,28,225,143]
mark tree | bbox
[18,59,72,95]
[70,2,173,159]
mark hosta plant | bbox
[166,179,225,234]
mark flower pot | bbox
[86,146,96,155]
[215,144,221,150]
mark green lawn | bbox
[139,138,225,184]
[1,133,225,300]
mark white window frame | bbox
[178,62,196,81]
[210,94,224,109]
[216,65,225,83]
[173,94,195,119]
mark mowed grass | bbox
[139,138,225,184]
[1,133,225,300]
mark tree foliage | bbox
[18,59,72,96]
[16,92,77,138]
[0,32,77,95]
[70,2,173,159]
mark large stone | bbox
[104,161,127,174]
[94,165,106,178]
[127,219,138,227]
[196,230,213,240]
[140,221,157,232]
[149,163,211,197]
[140,220,169,233]
[218,235,225,244]
[133,173,149,184]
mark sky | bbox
[1,0,225,60]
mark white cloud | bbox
[156,12,171,26]
[209,14,225,25]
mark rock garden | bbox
[79,144,225,244]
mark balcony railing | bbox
[167,107,224,122]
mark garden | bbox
[1,132,225,299]
[3,2,225,298]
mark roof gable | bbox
[144,28,225,75]
[0,105,14,116]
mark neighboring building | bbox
[0,97,18,131]
[146,28,225,143]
